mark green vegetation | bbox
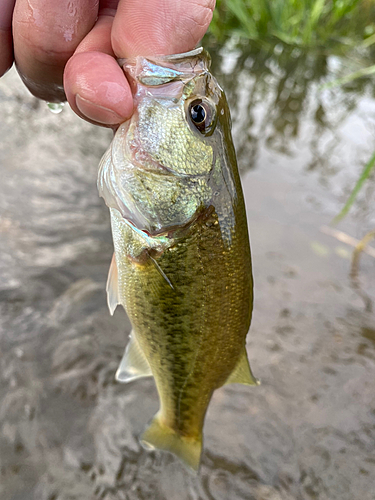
[334,153,375,222]
[322,64,375,89]
[208,0,375,220]
[209,0,375,49]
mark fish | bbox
[97,47,258,472]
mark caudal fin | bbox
[140,415,202,473]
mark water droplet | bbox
[47,102,64,114]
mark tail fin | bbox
[141,415,202,473]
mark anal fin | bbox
[116,332,153,383]
[224,347,260,386]
[106,253,120,316]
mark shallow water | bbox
[0,44,374,500]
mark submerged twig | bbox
[350,230,375,312]
[320,226,374,311]
[320,226,375,258]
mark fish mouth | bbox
[117,47,206,69]
[117,47,210,89]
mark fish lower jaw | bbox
[126,153,196,178]
[126,143,206,178]
[128,154,172,176]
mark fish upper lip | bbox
[117,47,208,79]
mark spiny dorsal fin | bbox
[224,347,260,386]
[116,332,153,383]
[106,253,120,316]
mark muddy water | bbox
[0,44,374,500]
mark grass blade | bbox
[334,151,375,222]
[321,63,375,89]
[361,33,375,47]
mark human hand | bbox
[0,0,215,126]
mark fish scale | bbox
[116,208,249,426]
[98,47,258,472]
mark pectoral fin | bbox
[106,253,120,316]
[115,332,153,383]
[224,348,260,386]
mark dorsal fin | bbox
[224,347,260,386]
[106,253,120,316]
[116,332,153,383]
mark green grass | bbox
[209,0,375,49]
[208,0,375,221]
[321,64,375,89]
[334,152,375,222]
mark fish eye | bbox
[187,98,216,135]
[191,103,206,124]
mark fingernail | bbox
[75,94,124,125]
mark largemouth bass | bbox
[98,47,258,472]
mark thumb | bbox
[111,0,215,58]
